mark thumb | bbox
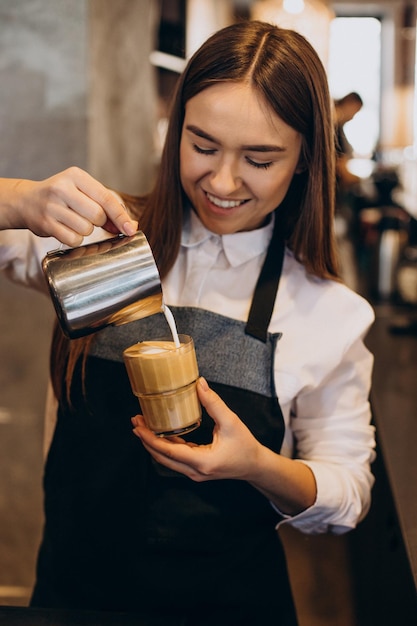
[197,377,233,426]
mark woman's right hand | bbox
[0,166,138,247]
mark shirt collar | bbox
[181,208,275,268]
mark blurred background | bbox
[1,1,417,624]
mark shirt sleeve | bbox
[276,297,376,535]
[0,229,58,293]
[0,227,110,293]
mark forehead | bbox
[184,82,296,143]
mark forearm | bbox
[248,443,317,516]
[0,178,29,229]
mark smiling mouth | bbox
[206,192,249,209]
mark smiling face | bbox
[179,81,303,235]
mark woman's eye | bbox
[192,144,216,156]
[246,157,272,170]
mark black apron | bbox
[31,227,298,626]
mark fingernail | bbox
[123,221,136,236]
[131,416,138,426]
[198,376,209,391]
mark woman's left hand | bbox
[131,377,262,482]
[132,377,317,515]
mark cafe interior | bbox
[1,0,417,624]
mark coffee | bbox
[123,334,201,437]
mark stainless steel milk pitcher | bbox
[42,231,163,339]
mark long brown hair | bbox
[51,20,339,401]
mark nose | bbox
[210,157,241,195]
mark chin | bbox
[199,215,235,235]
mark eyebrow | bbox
[185,124,286,153]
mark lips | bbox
[206,191,249,209]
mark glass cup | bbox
[123,334,201,437]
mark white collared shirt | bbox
[0,216,376,534]
[163,211,376,534]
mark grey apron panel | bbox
[89,306,281,398]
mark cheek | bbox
[179,144,200,186]
[259,172,294,205]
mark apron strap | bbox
[245,215,285,342]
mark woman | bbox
[0,21,375,625]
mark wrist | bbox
[0,178,27,229]
[248,445,317,516]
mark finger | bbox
[164,435,199,446]
[54,205,96,236]
[35,196,97,245]
[41,167,138,238]
[49,183,116,232]
[131,417,198,453]
[131,422,191,465]
[131,415,145,428]
[141,441,203,479]
[71,168,138,235]
[38,213,92,248]
[138,436,208,481]
[196,377,235,427]
[133,421,196,460]
[45,224,85,248]
[101,217,124,235]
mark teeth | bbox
[207,192,245,209]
